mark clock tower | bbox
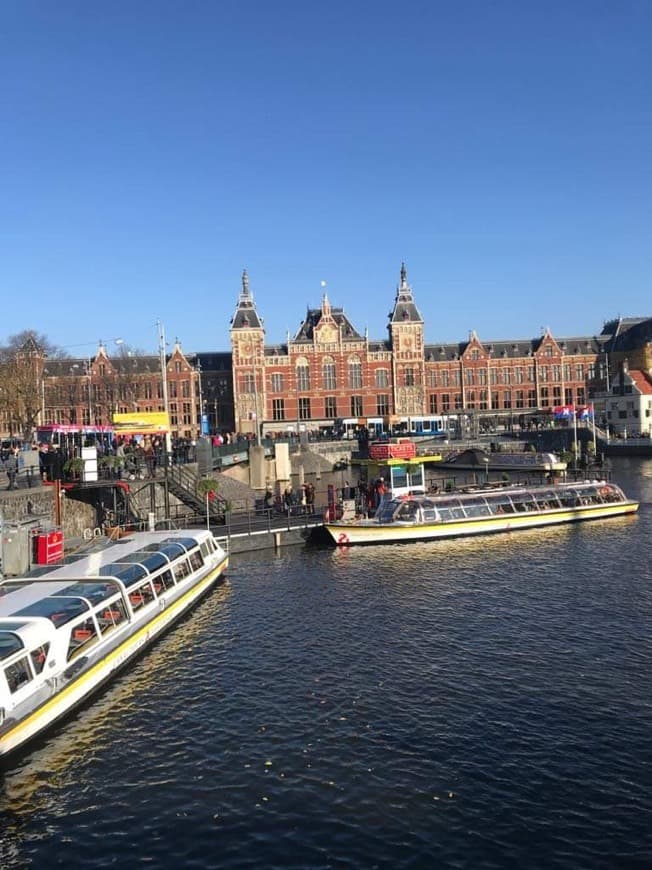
[230,270,266,437]
[389,262,426,418]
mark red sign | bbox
[368,439,417,460]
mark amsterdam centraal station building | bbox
[226,264,652,439]
[29,264,652,442]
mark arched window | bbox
[322,357,336,390]
[296,358,310,391]
[348,357,362,389]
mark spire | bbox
[390,261,423,324]
[231,269,263,330]
[322,293,332,318]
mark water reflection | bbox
[0,459,650,868]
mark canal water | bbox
[1,459,651,869]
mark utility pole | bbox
[157,320,172,457]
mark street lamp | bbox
[252,368,262,447]
[157,320,172,456]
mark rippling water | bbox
[1,459,651,869]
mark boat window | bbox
[98,600,128,634]
[30,642,50,674]
[99,563,149,586]
[460,497,491,518]
[173,559,192,583]
[395,502,420,522]
[156,569,175,591]
[200,541,211,558]
[158,543,187,561]
[533,490,561,510]
[487,496,516,515]
[4,656,32,693]
[59,581,121,607]
[128,582,155,612]
[436,499,466,521]
[578,486,600,505]
[557,488,580,508]
[189,550,204,571]
[0,582,24,598]
[167,537,199,552]
[113,551,169,574]
[510,492,537,512]
[17,596,90,626]
[0,631,24,662]
[68,617,99,661]
[598,484,622,503]
[375,500,400,522]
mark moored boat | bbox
[0,528,228,759]
[435,447,567,474]
[324,480,638,546]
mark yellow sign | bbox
[112,411,170,434]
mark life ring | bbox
[337,532,350,547]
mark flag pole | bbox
[573,405,578,470]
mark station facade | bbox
[229,264,650,438]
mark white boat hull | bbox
[0,542,228,760]
[325,501,638,546]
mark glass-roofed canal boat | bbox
[0,528,228,760]
[324,480,639,546]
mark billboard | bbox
[112,412,170,435]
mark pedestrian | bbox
[5,449,18,490]
[283,484,294,515]
[306,482,315,514]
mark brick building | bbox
[230,264,651,438]
[1,266,650,444]
[39,341,202,441]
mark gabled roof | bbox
[423,334,603,362]
[627,369,652,396]
[294,307,363,342]
[603,317,652,352]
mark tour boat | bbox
[324,480,638,546]
[0,528,228,759]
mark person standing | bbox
[283,484,294,515]
[5,449,18,490]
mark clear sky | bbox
[2,1,651,355]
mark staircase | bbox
[165,464,228,520]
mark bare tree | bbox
[0,332,48,441]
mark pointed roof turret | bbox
[389,262,423,324]
[322,293,332,318]
[231,269,263,330]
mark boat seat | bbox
[102,609,121,621]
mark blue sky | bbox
[2,1,651,355]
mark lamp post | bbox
[252,367,261,447]
[157,320,172,457]
[196,358,204,439]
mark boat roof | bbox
[0,530,212,619]
[388,480,615,503]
